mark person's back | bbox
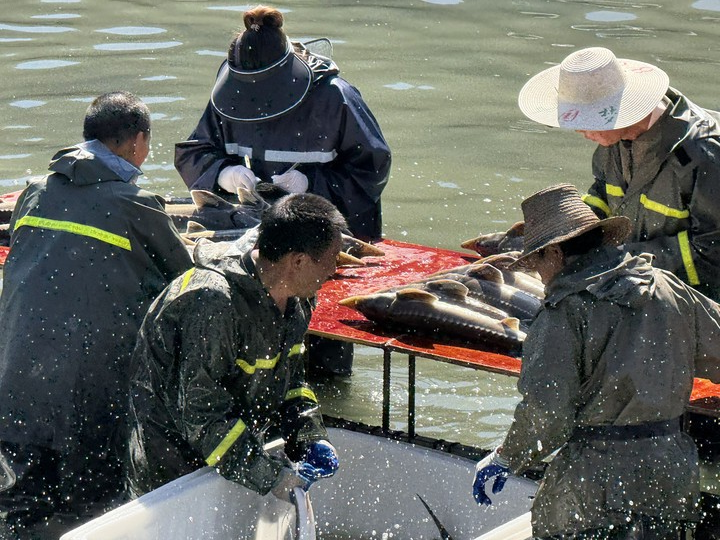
[0,91,191,538]
[473,184,720,538]
[506,247,715,535]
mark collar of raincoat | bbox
[544,247,656,309]
[78,139,142,184]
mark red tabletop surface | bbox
[0,191,19,266]
[310,238,720,416]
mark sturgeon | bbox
[437,271,542,321]
[429,260,545,299]
[460,221,524,257]
[340,288,526,350]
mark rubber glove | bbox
[270,466,308,503]
[294,440,339,488]
[472,448,510,506]
[271,169,308,193]
[217,165,258,193]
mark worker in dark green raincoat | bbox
[0,92,192,538]
[518,47,720,301]
[127,193,344,500]
[473,184,720,539]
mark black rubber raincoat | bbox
[0,143,191,458]
[500,249,720,537]
[175,46,391,240]
[127,239,328,496]
[583,88,720,300]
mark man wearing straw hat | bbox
[472,184,720,539]
[516,47,720,302]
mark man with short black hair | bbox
[127,192,345,502]
[0,91,191,538]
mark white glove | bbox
[271,170,308,193]
[217,165,258,193]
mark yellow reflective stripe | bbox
[605,184,625,198]
[582,194,611,217]
[288,343,305,357]
[639,194,689,219]
[677,230,700,285]
[236,353,280,374]
[235,343,304,374]
[15,215,131,251]
[285,387,318,403]
[205,417,246,466]
[179,268,195,292]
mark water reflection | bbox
[16,60,79,69]
[96,27,167,36]
[693,0,720,11]
[93,41,182,51]
[0,23,75,33]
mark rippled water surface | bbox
[2,0,720,452]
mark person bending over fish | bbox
[472,184,720,539]
[175,5,392,376]
[467,47,720,302]
[126,193,344,503]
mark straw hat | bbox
[511,184,632,269]
[518,47,669,131]
[211,40,312,122]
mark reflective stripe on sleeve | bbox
[14,215,132,251]
[236,354,279,374]
[605,184,625,198]
[235,343,305,374]
[639,194,690,219]
[285,387,318,403]
[581,194,611,217]
[205,417,247,466]
[179,268,196,292]
[677,230,700,285]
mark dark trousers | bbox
[537,515,693,540]
[0,442,127,539]
[307,335,353,377]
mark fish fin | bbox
[337,251,365,267]
[341,233,385,257]
[507,221,525,237]
[190,190,235,210]
[178,234,196,246]
[501,317,520,331]
[425,279,469,299]
[236,186,261,205]
[467,263,504,284]
[338,296,361,308]
[479,254,517,268]
[185,220,207,234]
[416,494,454,540]
[396,288,439,302]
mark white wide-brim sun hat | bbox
[518,47,669,131]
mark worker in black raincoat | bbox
[0,92,192,538]
[517,47,720,301]
[472,184,720,539]
[175,5,390,377]
[174,6,391,241]
[127,193,345,501]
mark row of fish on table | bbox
[0,183,543,353]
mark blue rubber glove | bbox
[472,449,510,506]
[295,440,339,489]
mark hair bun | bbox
[244,6,284,31]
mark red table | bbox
[309,239,720,428]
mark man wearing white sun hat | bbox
[517,47,720,301]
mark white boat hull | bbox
[61,427,536,540]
